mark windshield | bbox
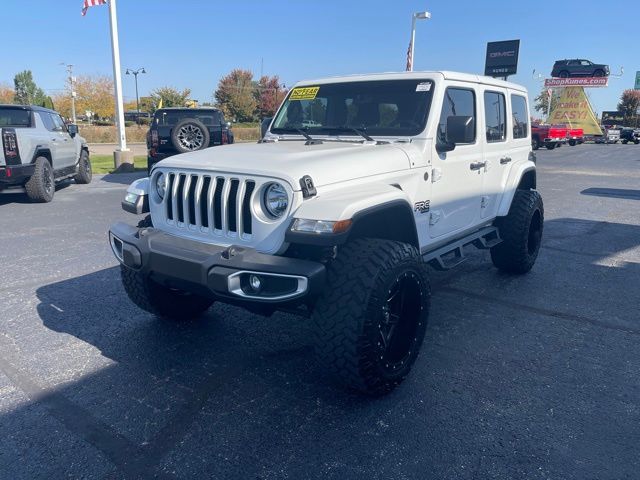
[0,108,32,127]
[271,79,434,137]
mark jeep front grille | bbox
[163,172,256,239]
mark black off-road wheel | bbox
[532,137,540,150]
[25,156,55,203]
[594,69,605,77]
[559,71,569,78]
[491,190,544,274]
[171,118,210,153]
[120,265,214,320]
[313,239,430,396]
[546,143,556,150]
[74,149,92,184]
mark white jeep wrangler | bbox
[110,71,542,395]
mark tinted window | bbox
[38,112,56,131]
[0,108,31,127]
[154,110,221,126]
[272,80,434,137]
[50,114,66,132]
[484,91,506,143]
[437,88,476,145]
[511,95,529,139]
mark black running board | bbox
[422,226,501,271]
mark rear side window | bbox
[0,108,31,127]
[154,110,221,126]
[437,88,476,145]
[38,112,56,131]
[511,95,529,139]
[484,91,506,143]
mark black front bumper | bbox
[0,164,35,188]
[109,222,326,307]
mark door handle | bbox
[469,161,486,171]
[51,138,57,142]
[500,156,512,164]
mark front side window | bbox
[271,80,434,137]
[437,87,476,145]
[484,91,506,143]
[50,114,66,132]
[511,95,529,139]
[0,108,32,127]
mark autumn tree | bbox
[0,84,14,104]
[151,87,191,109]
[13,70,47,105]
[255,75,287,118]
[53,74,115,119]
[214,69,257,122]
[617,89,640,124]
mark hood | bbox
[154,140,413,190]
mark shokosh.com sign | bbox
[544,77,609,88]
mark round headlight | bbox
[156,172,166,199]
[263,182,288,218]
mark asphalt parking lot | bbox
[1,143,639,480]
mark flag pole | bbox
[108,0,132,170]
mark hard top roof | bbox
[293,71,527,93]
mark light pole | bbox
[61,63,77,123]
[125,67,146,124]
[407,11,431,71]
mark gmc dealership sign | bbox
[484,40,520,77]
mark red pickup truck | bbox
[531,124,568,150]
[567,127,584,146]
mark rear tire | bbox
[569,139,576,146]
[25,157,55,203]
[532,137,540,150]
[120,265,214,320]
[559,71,569,78]
[546,143,556,150]
[74,149,92,184]
[313,239,430,396]
[491,190,544,274]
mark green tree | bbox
[617,89,640,125]
[533,87,557,117]
[214,69,257,122]
[150,87,191,110]
[13,70,47,105]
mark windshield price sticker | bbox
[416,82,432,92]
[290,86,320,101]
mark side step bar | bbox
[422,226,501,271]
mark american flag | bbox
[405,42,413,72]
[81,0,107,16]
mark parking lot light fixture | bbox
[408,11,431,71]
[125,67,146,124]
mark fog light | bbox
[249,274,262,292]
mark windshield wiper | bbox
[296,128,323,145]
[322,126,388,144]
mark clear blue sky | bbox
[1,0,638,116]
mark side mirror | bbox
[67,124,78,138]
[446,115,475,144]
[261,117,273,138]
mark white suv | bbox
[110,71,542,395]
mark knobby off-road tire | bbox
[171,118,210,153]
[74,149,92,184]
[25,157,55,203]
[491,190,544,274]
[120,265,214,321]
[313,239,431,396]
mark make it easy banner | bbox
[547,87,602,136]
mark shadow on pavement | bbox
[581,187,640,201]
[0,218,639,479]
[99,171,147,186]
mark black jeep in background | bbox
[551,59,609,78]
[147,107,234,173]
[620,128,640,144]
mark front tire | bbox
[313,239,430,396]
[546,143,556,150]
[25,157,55,203]
[532,137,540,150]
[491,190,544,274]
[74,149,92,184]
[120,265,214,320]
